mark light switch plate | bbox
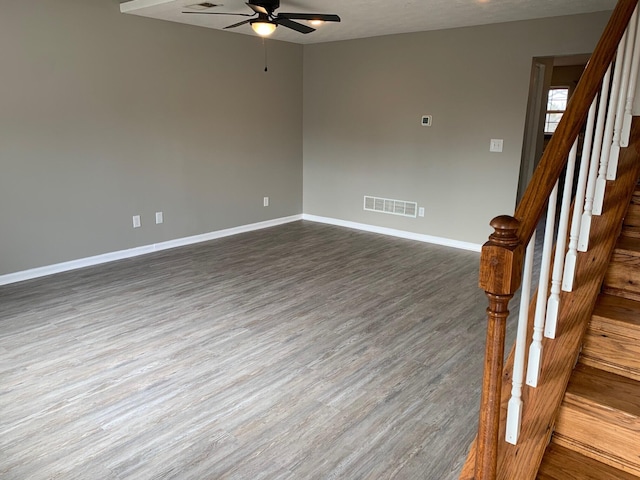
[490,139,504,152]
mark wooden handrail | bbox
[472,1,639,479]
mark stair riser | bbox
[582,313,640,381]
[553,399,640,476]
[580,330,640,381]
[621,227,640,238]
[604,255,640,299]
[625,198,640,228]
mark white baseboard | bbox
[0,215,302,286]
[302,214,482,252]
[0,213,480,286]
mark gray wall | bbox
[551,64,587,95]
[0,4,615,276]
[303,12,611,245]
[0,0,303,275]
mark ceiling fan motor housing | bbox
[255,0,279,13]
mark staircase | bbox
[459,2,640,478]
[537,183,640,479]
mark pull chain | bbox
[263,37,268,72]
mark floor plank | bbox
[0,221,488,479]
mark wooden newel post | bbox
[474,215,523,480]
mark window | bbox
[544,87,569,134]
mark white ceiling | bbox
[120,0,617,44]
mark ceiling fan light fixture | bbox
[251,21,277,36]
[309,19,325,26]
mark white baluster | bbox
[526,181,558,388]
[563,99,597,291]
[621,7,640,147]
[579,65,613,252]
[608,13,637,180]
[506,236,536,445]
[594,31,627,215]
[545,141,578,339]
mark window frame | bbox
[544,86,570,135]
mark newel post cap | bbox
[488,215,520,245]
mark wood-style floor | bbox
[0,221,489,479]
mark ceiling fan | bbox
[182,1,341,36]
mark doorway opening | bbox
[516,54,591,205]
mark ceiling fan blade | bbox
[224,19,252,29]
[275,18,314,34]
[246,3,270,15]
[182,11,254,17]
[278,13,341,22]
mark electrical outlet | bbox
[132,215,141,228]
[263,197,269,207]
[418,207,425,217]
[155,212,163,224]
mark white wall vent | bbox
[363,196,417,218]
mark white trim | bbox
[0,215,302,286]
[0,213,481,286]
[120,0,175,13]
[302,214,482,252]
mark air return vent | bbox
[363,196,418,218]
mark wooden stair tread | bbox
[553,364,640,476]
[601,287,640,303]
[565,364,640,417]
[537,444,640,480]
